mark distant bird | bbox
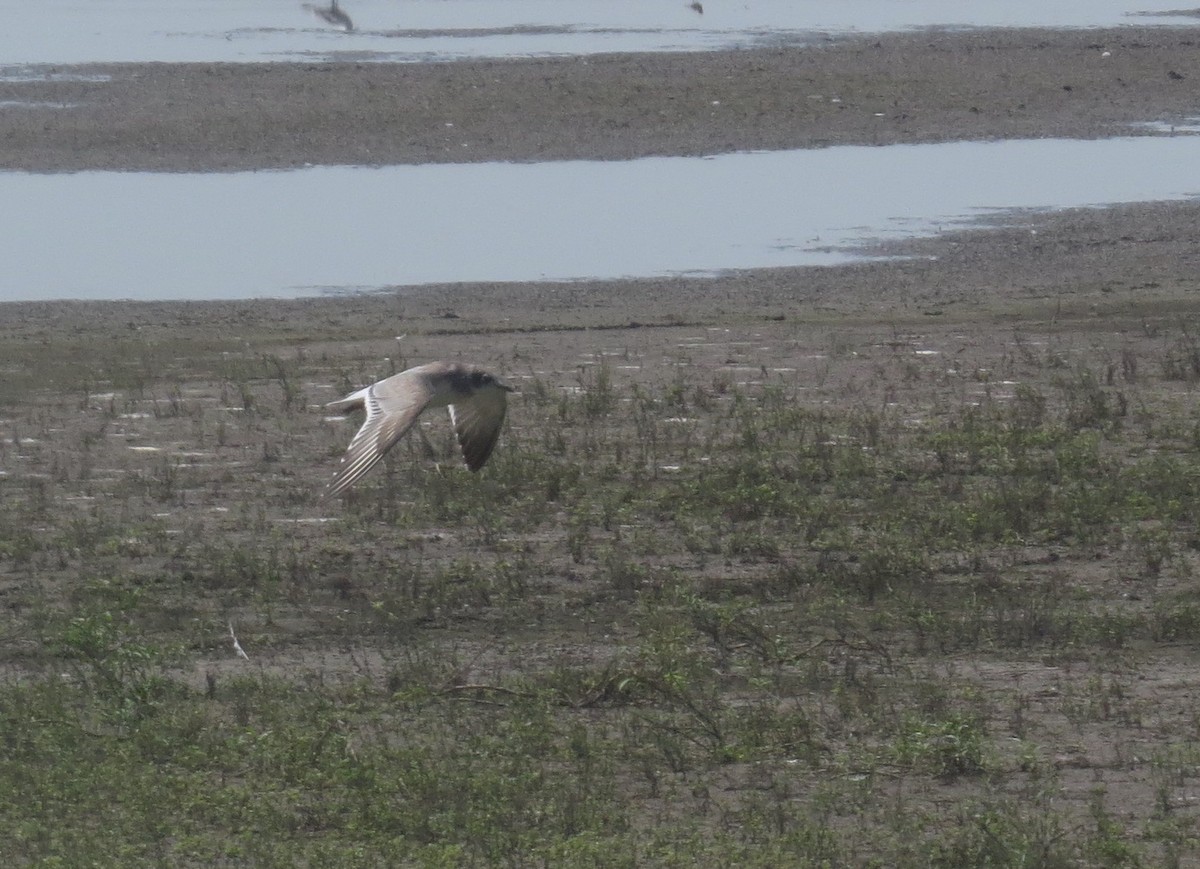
[303,0,353,31]
[323,362,514,497]
[687,1,704,14]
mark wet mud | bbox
[5,22,1200,856]
[3,26,1200,172]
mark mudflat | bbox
[5,26,1200,171]
[5,23,1200,866]
[5,25,1200,317]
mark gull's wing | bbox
[448,387,508,472]
[325,374,434,497]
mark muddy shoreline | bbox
[7,24,1200,860]
[4,26,1200,173]
[3,25,1200,324]
[4,195,1200,333]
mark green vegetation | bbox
[2,300,1200,866]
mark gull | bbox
[323,362,514,497]
[303,0,353,31]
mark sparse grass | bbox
[3,299,1200,865]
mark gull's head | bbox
[471,370,516,393]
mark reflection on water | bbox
[0,0,1196,65]
[3,136,1200,302]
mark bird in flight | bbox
[303,0,353,31]
[323,361,514,497]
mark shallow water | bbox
[0,0,1196,65]
[4,135,1200,302]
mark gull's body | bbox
[324,362,513,497]
[304,0,353,31]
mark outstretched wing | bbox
[448,387,508,472]
[325,375,433,497]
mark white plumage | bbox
[324,361,513,497]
